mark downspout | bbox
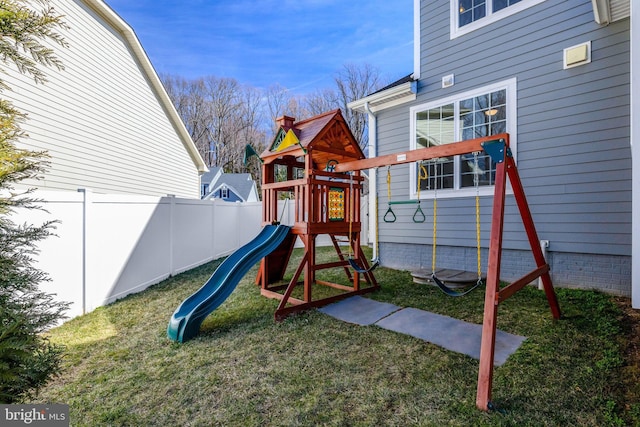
[538,240,549,290]
[364,102,378,259]
[632,0,639,308]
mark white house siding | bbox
[3,0,201,198]
[374,0,631,295]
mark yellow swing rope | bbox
[413,163,427,221]
[417,164,428,200]
[474,151,482,283]
[348,172,354,258]
[387,166,391,201]
[431,161,438,275]
[383,166,396,223]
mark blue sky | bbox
[105,0,414,93]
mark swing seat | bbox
[348,257,380,274]
[411,268,479,285]
[431,273,484,297]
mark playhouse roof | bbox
[261,109,366,169]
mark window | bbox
[409,78,516,199]
[458,0,487,27]
[492,0,522,12]
[452,0,546,39]
[459,0,524,26]
[221,187,229,199]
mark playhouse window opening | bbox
[274,164,288,182]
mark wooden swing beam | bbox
[334,133,561,411]
[333,134,504,172]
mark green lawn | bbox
[36,247,638,426]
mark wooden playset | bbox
[253,109,561,411]
[255,109,380,320]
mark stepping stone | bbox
[318,295,400,326]
[375,307,525,366]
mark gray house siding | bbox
[376,0,631,295]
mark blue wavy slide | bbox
[167,224,291,342]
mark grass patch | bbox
[35,247,634,426]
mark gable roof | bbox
[211,173,256,200]
[202,170,257,202]
[348,74,417,113]
[84,0,207,174]
[261,109,366,170]
[369,74,415,96]
[200,167,222,186]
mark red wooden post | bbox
[506,158,561,320]
[476,146,508,411]
[304,234,315,302]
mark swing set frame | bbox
[335,133,562,411]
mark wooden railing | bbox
[262,171,363,235]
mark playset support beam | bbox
[333,133,508,172]
[475,137,561,410]
[333,133,560,411]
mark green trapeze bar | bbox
[388,200,420,205]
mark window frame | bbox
[408,78,517,200]
[450,0,547,39]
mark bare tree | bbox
[162,74,213,164]
[265,63,383,151]
[230,85,266,173]
[202,76,237,168]
[265,84,292,133]
[265,84,316,129]
[304,87,338,117]
[161,62,385,182]
[161,74,269,175]
[334,63,382,151]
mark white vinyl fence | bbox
[16,190,369,320]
